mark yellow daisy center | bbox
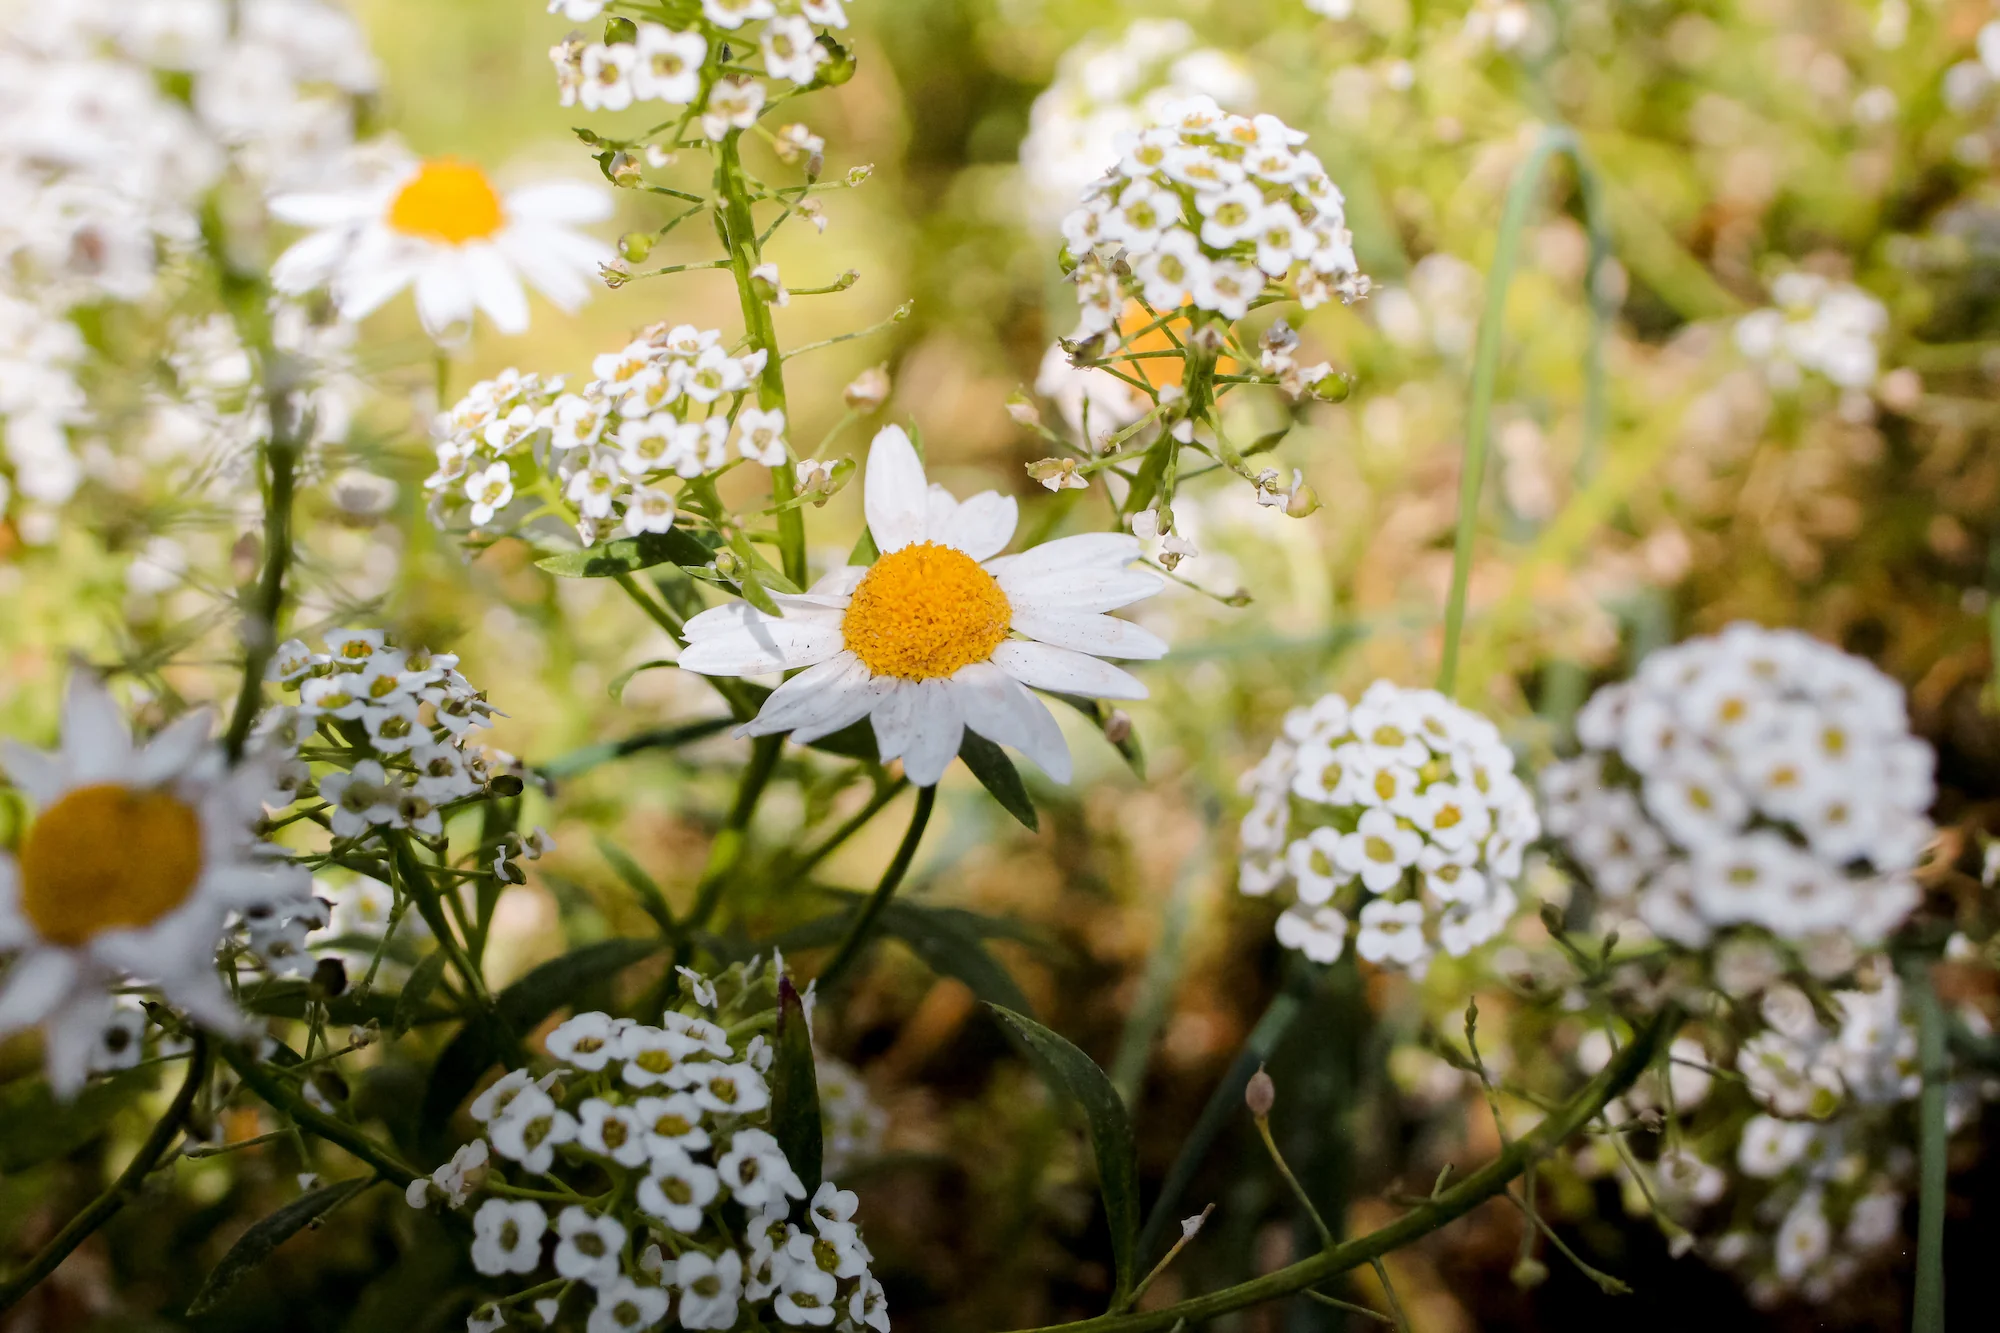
[18,783,204,947]
[386,158,506,246]
[841,542,1012,681]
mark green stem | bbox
[684,733,785,934]
[0,1037,210,1311]
[1911,960,1947,1333]
[1008,1006,1680,1333]
[390,836,491,1007]
[218,1044,420,1187]
[715,132,805,589]
[222,370,302,760]
[1438,125,1609,697]
[790,777,910,880]
[817,784,937,989]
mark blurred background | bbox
[6,0,2000,1329]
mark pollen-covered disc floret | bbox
[426,324,785,546]
[1059,94,1368,343]
[1540,624,1934,950]
[0,674,313,1096]
[409,959,890,1333]
[676,425,1168,788]
[1237,681,1540,976]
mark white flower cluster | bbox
[258,629,505,844]
[550,0,851,143]
[815,1057,886,1175]
[1018,19,1253,231]
[1238,682,1541,976]
[1732,272,1889,392]
[0,0,375,524]
[1060,95,1368,342]
[410,991,888,1333]
[1574,948,1997,1307]
[427,324,785,546]
[1541,624,1933,950]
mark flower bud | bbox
[607,152,643,188]
[846,164,874,188]
[1103,709,1133,745]
[1005,391,1041,427]
[619,231,655,264]
[1312,370,1353,403]
[1283,482,1320,519]
[1245,1066,1276,1119]
[311,957,348,998]
[816,35,857,86]
[843,363,891,411]
[602,16,637,43]
[713,549,745,580]
[1510,1256,1549,1289]
[598,262,630,289]
[1025,457,1087,491]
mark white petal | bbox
[809,566,870,597]
[684,601,841,637]
[992,639,1149,701]
[937,490,1018,561]
[792,674,897,745]
[999,566,1165,615]
[924,484,957,537]
[494,228,593,311]
[464,244,530,335]
[505,180,615,224]
[61,673,133,781]
[0,742,64,806]
[1010,611,1168,660]
[949,662,1071,783]
[0,948,79,1034]
[44,986,112,1098]
[863,425,930,553]
[868,678,924,763]
[993,532,1141,580]
[129,708,215,786]
[414,253,476,339]
[675,623,845,675]
[740,653,870,735]
[899,680,963,787]
[269,190,382,227]
[336,235,418,320]
[269,228,350,294]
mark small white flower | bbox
[586,1278,668,1333]
[702,78,766,142]
[577,1098,653,1168]
[1274,905,1348,963]
[632,26,706,104]
[638,1147,721,1232]
[774,1258,840,1327]
[490,1087,580,1174]
[762,16,826,85]
[554,1205,628,1287]
[547,1011,626,1072]
[675,1248,745,1330]
[620,1025,701,1089]
[465,462,514,526]
[735,407,788,466]
[717,1127,807,1208]
[685,1060,772,1115]
[1335,809,1422,893]
[632,1091,712,1156]
[470,1198,547,1276]
[1354,897,1429,968]
[704,0,777,28]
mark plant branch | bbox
[817,784,937,989]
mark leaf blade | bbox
[770,976,824,1197]
[535,528,717,579]
[186,1176,374,1314]
[958,731,1038,830]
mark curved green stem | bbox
[0,1037,210,1311]
[1910,961,1947,1333]
[1007,1006,1680,1333]
[817,784,937,989]
[1437,125,1611,697]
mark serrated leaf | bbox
[393,950,450,1038]
[987,1005,1140,1302]
[958,731,1037,830]
[186,1176,373,1314]
[0,1066,157,1172]
[535,527,717,579]
[595,836,677,935]
[770,977,823,1196]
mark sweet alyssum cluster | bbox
[1541,624,1933,950]
[1237,682,1541,975]
[1060,94,1370,343]
[1732,272,1890,393]
[425,327,783,545]
[407,969,888,1333]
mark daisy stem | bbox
[0,1037,210,1312]
[715,132,806,589]
[790,777,911,880]
[1005,1006,1681,1333]
[683,733,786,935]
[817,784,938,991]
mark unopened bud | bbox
[1312,371,1352,403]
[816,35,857,86]
[843,363,891,411]
[1025,457,1087,492]
[619,231,655,264]
[602,16,637,43]
[1245,1066,1276,1119]
[607,152,643,188]
[1005,391,1041,427]
[311,957,348,998]
[1056,243,1079,277]
[1510,1256,1549,1289]
[1103,709,1133,745]
[1539,900,1566,935]
[644,145,677,169]
[599,262,631,289]
[1283,482,1320,519]
[845,163,873,188]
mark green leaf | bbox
[958,731,1038,830]
[535,527,717,578]
[0,1066,157,1172]
[764,900,1037,1014]
[393,950,450,1038]
[846,528,879,566]
[595,836,677,934]
[987,1005,1141,1301]
[609,659,676,702]
[769,977,824,1196]
[186,1176,374,1314]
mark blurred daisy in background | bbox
[0,675,309,1094]
[678,426,1168,786]
[269,150,614,343]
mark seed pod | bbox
[1245,1066,1276,1119]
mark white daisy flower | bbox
[677,426,1168,787]
[0,675,306,1095]
[270,153,614,343]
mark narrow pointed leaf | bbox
[535,527,718,579]
[595,836,677,935]
[959,730,1038,831]
[770,977,824,1196]
[393,950,450,1038]
[186,1176,374,1314]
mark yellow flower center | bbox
[842,542,1013,681]
[386,158,506,246]
[19,783,204,947]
